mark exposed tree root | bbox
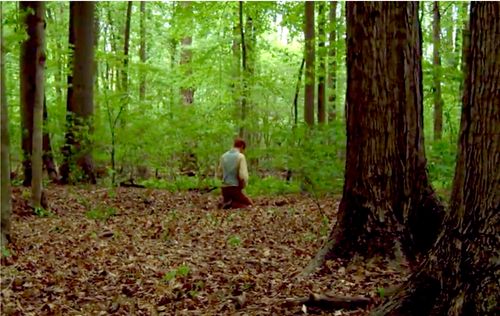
[284,293,372,311]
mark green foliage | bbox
[227,235,242,247]
[377,287,386,299]
[427,140,457,192]
[163,264,191,282]
[1,246,11,258]
[85,206,117,221]
[2,1,463,199]
[34,207,54,218]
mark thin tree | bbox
[238,1,248,138]
[60,2,96,184]
[317,2,327,124]
[180,1,194,105]
[304,2,315,126]
[432,2,444,141]
[122,1,132,95]
[327,1,338,122]
[301,2,443,276]
[375,3,499,314]
[20,2,57,186]
[30,2,45,210]
[1,2,12,247]
[139,1,146,101]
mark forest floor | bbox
[1,186,408,315]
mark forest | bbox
[0,1,498,315]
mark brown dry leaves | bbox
[1,186,406,315]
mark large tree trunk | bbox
[317,2,327,124]
[30,2,45,209]
[374,3,499,315]
[20,1,58,186]
[432,2,444,141]
[139,1,146,101]
[301,2,443,277]
[304,2,315,126]
[327,1,338,122]
[1,2,12,247]
[60,2,96,184]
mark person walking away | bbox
[218,138,253,209]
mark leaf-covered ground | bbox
[1,186,407,315]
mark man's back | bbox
[221,149,241,187]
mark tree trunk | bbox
[30,2,45,209]
[432,2,443,141]
[238,1,247,138]
[304,2,315,126]
[374,3,499,315]
[294,58,306,127]
[327,1,338,122]
[122,1,132,96]
[60,1,96,184]
[1,2,12,247]
[301,2,443,277]
[139,1,146,101]
[20,2,57,186]
[317,2,327,124]
[232,16,241,115]
[180,1,194,105]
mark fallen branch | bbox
[284,293,372,311]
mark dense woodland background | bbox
[2,1,466,194]
[1,1,498,315]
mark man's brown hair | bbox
[233,138,246,149]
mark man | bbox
[218,138,253,209]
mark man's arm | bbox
[216,156,223,181]
[238,154,249,188]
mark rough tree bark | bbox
[20,1,58,186]
[317,2,327,124]
[30,2,45,209]
[304,2,315,126]
[1,2,12,247]
[432,2,444,141]
[60,2,96,184]
[374,3,499,315]
[327,1,337,122]
[301,2,443,277]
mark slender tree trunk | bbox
[327,1,338,122]
[374,4,499,314]
[294,58,306,127]
[304,2,315,126]
[122,1,132,96]
[232,16,241,115]
[60,2,96,184]
[238,1,247,138]
[180,1,194,105]
[139,1,146,101]
[432,2,444,141]
[31,2,45,209]
[1,2,12,247]
[301,2,443,277]
[317,2,327,124]
[20,2,57,186]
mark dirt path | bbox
[1,186,405,315]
